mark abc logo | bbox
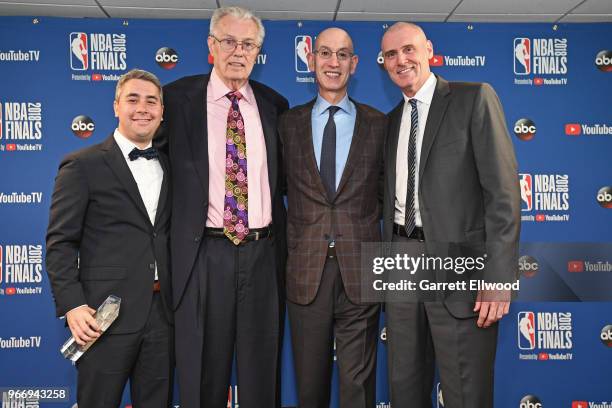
[155,47,179,70]
[595,50,612,72]
[71,115,95,139]
[514,118,537,141]
[380,327,387,343]
[596,186,612,209]
[377,51,385,69]
[520,395,542,408]
[518,255,539,278]
[600,324,612,347]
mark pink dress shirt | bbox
[206,68,272,228]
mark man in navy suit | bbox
[157,6,288,407]
[46,69,173,407]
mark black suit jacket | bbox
[156,74,289,309]
[279,99,386,305]
[383,75,521,318]
[46,134,173,334]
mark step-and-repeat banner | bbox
[0,16,611,408]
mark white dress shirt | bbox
[394,73,437,227]
[113,129,163,280]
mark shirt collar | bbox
[209,67,254,105]
[313,93,354,117]
[113,129,152,159]
[402,73,437,107]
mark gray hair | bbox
[115,68,163,103]
[210,6,265,45]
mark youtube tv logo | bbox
[534,78,544,86]
[429,55,443,66]
[572,402,588,408]
[92,73,102,81]
[5,287,16,295]
[535,214,545,222]
[6,143,16,151]
[568,261,584,272]
[565,123,581,136]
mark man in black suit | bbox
[279,28,384,408]
[380,23,520,407]
[156,6,288,407]
[46,69,173,407]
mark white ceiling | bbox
[0,0,610,22]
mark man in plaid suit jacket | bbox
[279,27,386,408]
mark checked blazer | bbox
[279,99,386,305]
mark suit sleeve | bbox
[378,115,388,210]
[45,155,89,317]
[277,112,289,196]
[470,83,521,284]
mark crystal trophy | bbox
[60,295,121,362]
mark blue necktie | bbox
[320,106,340,201]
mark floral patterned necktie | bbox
[224,91,249,245]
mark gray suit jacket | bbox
[382,75,521,318]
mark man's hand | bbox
[66,305,101,345]
[474,290,511,328]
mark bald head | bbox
[382,22,428,47]
[315,27,354,52]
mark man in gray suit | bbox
[380,22,520,407]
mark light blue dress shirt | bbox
[311,93,357,189]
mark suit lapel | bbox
[386,100,404,205]
[102,135,152,227]
[335,101,367,198]
[184,75,209,195]
[418,76,451,182]
[253,87,278,198]
[154,152,170,226]
[299,100,329,201]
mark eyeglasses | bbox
[209,35,260,53]
[313,47,354,61]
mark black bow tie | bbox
[128,147,158,161]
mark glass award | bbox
[60,295,121,362]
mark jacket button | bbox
[152,232,157,238]
[149,263,155,270]
[194,236,200,242]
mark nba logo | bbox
[514,38,531,75]
[295,35,312,73]
[0,245,3,284]
[70,32,89,70]
[518,311,536,350]
[519,173,532,212]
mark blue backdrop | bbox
[0,16,611,408]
